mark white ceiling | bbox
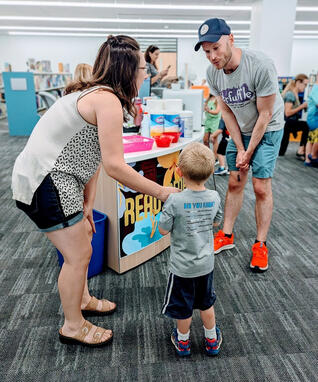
[1,0,318,50]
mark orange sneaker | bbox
[250,242,268,271]
[214,230,235,254]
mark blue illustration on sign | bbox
[122,212,163,255]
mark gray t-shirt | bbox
[159,188,222,278]
[207,49,284,135]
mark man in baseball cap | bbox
[194,18,231,51]
[196,18,284,274]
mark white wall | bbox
[291,39,318,76]
[1,35,318,79]
[0,35,105,73]
[177,38,210,85]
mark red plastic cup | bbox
[162,131,181,143]
[154,135,173,147]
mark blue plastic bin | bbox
[57,209,108,278]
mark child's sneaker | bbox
[214,167,228,175]
[171,328,191,357]
[214,230,235,254]
[250,242,268,272]
[205,326,222,356]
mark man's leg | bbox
[214,135,249,254]
[252,177,273,242]
[249,177,273,272]
[214,170,248,254]
[223,170,249,234]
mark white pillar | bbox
[249,0,297,76]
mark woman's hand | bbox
[157,186,180,202]
[83,202,96,234]
[160,68,169,78]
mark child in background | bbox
[74,63,93,82]
[64,63,93,95]
[203,94,221,158]
[211,119,230,175]
[158,142,223,357]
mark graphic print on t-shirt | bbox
[221,83,254,108]
[184,202,214,235]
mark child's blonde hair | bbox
[178,142,215,182]
[73,63,93,82]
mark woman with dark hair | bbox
[279,73,309,159]
[11,35,178,347]
[144,45,170,86]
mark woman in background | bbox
[144,45,170,86]
[279,74,309,160]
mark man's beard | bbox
[222,44,233,69]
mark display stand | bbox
[94,131,204,274]
[2,72,40,136]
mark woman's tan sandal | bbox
[59,320,113,347]
[82,296,117,316]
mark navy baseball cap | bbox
[194,18,231,51]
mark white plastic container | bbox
[140,112,150,137]
[164,99,183,112]
[164,112,180,133]
[146,99,165,113]
[179,110,193,138]
[150,113,164,137]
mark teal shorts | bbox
[226,129,284,178]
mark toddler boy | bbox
[159,142,223,357]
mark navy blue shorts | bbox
[161,271,216,320]
[16,174,83,232]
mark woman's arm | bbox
[95,91,178,201]
[151,69,169,85]
[284,101,307,118]
[151,72,162,85]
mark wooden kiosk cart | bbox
[94,131,204,274]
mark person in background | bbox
[211,119,230,175]
[11,35,178,348]
[195,18,284,272]
[144,45,170,86]
[160,75,179,89]
[203,93,221,159]
[305,76,318,167]
[279,74,309,160]
[74,63,93,82]
[159,142,223,357]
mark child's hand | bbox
[158,226,169,235]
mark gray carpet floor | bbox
[0,122,318,382]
